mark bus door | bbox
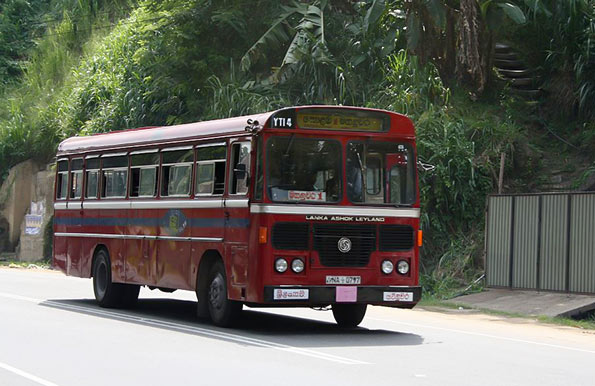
[385,151,408,204]
[224,141,251,295]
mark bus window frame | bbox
[195,142,227,197]
[84,155,100,200]
[161,146,194,198]
[100,152,129,199]
[229,140,251,196]
[69,158,84,200]
[130,149,159,199]
[56,158,69,201]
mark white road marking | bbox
[0,362,61,386]
[368,317,595,355]
[0,292,368,365]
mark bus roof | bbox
[56,106,414,155]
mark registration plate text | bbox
[326,276,361,285]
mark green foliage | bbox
[374,50,449,115]
[0,0,48,85]
[513,0,595,120]
[0,0,590,298]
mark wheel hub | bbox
[209,275,224,311]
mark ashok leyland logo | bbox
[337,237,352,253]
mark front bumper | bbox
[263,285,421,307]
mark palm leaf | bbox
[240,8,296,72]
[496,2,526,24]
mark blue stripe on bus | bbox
[54,217,250,228]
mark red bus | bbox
[53,105,422,327]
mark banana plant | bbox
[404,0,526,94]
[240,0,331,80]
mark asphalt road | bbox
[1,268,594,386]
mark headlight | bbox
[275,258,288,273]
[291,258,305,273]
[397,260,410,275]
[381,260,394,274]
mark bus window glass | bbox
[231,142,250,195]
[102,170,127,197]
[130,152,158,197]
[101,155,128,198]
[167,165,192,196]
[56,160,68,200]
[346,141,416,205]
[162,148,193,197]
[70,158,83,199]
[138,168,157,197]
[196,164,215,194]
[267,137,341,203]
[366,155,382,195]
[85,158,100,199]
[195,145,226,196]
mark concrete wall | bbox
[18,166,55,262]
[0,160,54,261]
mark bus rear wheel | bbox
[92,249,139,308]
[207,261,241,327]
[332,304,367,328]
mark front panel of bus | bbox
[246,107,421,308]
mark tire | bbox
[92,249,122,308]
[332,303,367,328]
[207,261,242,327]
[92,249,139,308]
[120,284,140,308]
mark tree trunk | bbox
[456,0,489,95]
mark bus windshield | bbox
[346,141,416,205]
[267,137,341,203]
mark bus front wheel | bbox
[92,249,139,308]
[207,261,242,327]
[332,304,367,328]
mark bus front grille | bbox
[313,224,376,267]
[272,222,309,250]
[379,225,414,251]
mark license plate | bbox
[383,292,413,302]
[326,276,361,285]
[273,288,309,300]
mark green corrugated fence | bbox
[486,193,595,294]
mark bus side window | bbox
[85,158,99,199]
[196,144,226,196]
[101,155,128,198]
[70,158,83,199]
[130,152,159,198]
[231,142,251,195]
[56,159,69,200]
[161,148,193,197]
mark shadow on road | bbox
[41,298,424,348]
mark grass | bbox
[0,260,51,269]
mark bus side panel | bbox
[190,206,226,290]
[155,208,192,290]
[53,208,67,274]
[224,204,251,300]
[125,208,157,286]
[246,213,265,303]
[80,239,96,278]
[66,236,82,277]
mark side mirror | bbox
[417,160,435,172]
